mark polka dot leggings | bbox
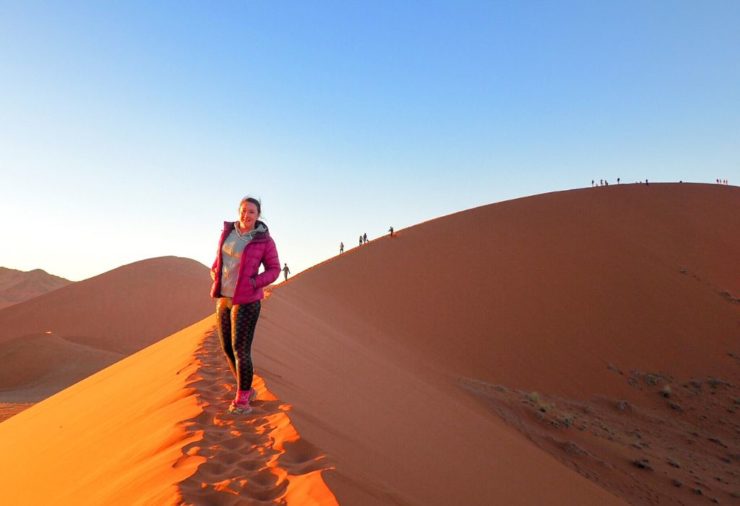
[216,298,261,391]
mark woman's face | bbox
[239,201,259,230]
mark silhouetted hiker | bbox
[359,235,363,246]
[600,179,603,186]
[389,226,394,237]
[645,179,649,185]
[617,177,620,184]
[339,242,344,254]
[210,196,280,415]
[363,233,368,243]
[282,263,290,282]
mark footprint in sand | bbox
[177,331,337,505]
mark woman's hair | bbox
[239,196,262,215]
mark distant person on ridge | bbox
[282,263,290,282]
[210,196,280,415]
[389,226,394,237]
[359,235,363,246]
[363,232,368,244]
[339,242,344,254]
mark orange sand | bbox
[0,318,212,505]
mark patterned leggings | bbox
[216,298,261,391]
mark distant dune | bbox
[0,256,213,404]
[0,267,71,310]
[0,183,737,505]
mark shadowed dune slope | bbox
[0,267,71,310]
[0,256,214,402]
[255,183,738,505]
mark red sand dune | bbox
[0,183,737,504]
[255,183,739,504]
[0,256,213,405]
[0,267,71,310]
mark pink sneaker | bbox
[228,388,257,414]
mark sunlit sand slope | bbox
[0,318,212,505]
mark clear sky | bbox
[1,1,738,281]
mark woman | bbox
[210,196,280,414]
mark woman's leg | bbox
[231,300,262,391]
[216,297,237,378]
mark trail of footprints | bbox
[177,331,332,505]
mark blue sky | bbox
[1,1,738,280]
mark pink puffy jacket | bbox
[210,221,281,304]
